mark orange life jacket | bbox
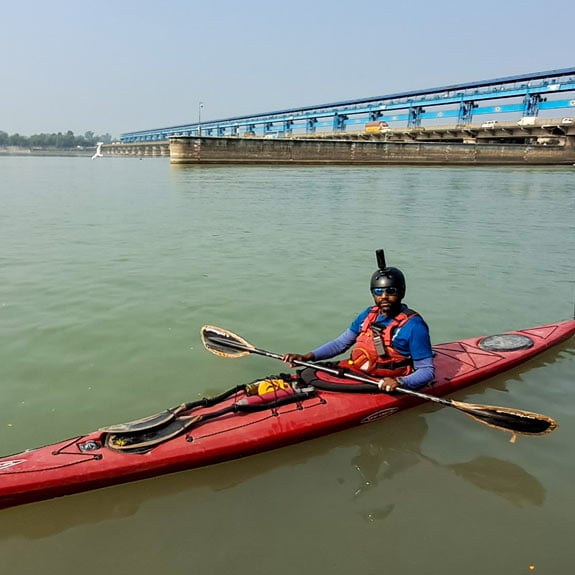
[339,306,418,378]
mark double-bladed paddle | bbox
[200,325,558,439]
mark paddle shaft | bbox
[213,336,453,407]
[204,331,558,435]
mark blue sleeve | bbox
[391,314,434,389]
[311,329,357,361]
[399,357,435,390]
[399,316,433,361]
[310,307,370,360]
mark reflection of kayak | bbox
[1,320,574,509]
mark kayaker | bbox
[283,251,434,393]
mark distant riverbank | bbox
[0,146,93,157]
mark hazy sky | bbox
[2,0,573,138]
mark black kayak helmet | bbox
[370,249,406,298]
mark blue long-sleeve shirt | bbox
[311,305,434,389]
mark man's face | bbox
[371,286,402,316]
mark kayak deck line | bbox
[0,319,573,510]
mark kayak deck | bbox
[0,320,573,509]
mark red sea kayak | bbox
[1,320,574,509]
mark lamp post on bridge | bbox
[198,101,204,136]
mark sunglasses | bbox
[371,286,399,296]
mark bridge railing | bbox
[120,68,575,142]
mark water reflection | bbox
[349,414,545,523]
[446,456,545,507]
[351,416,428,500]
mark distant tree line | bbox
[0,130,113,149]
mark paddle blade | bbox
[105,416,201,451]
[201,325,253,358]
[452,401,558,437]
[100,409,175,434]
[100,403,193,434]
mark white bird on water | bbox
[91,142,104,160]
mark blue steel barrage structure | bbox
[120,67,575,143]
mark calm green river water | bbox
[1,157,574,574]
